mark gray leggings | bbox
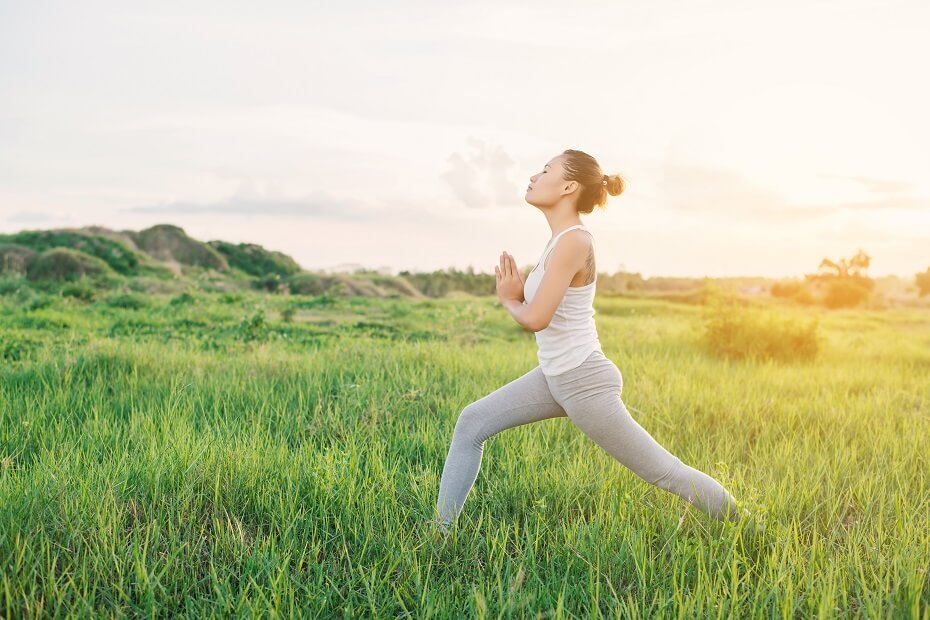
[436,349,740,526]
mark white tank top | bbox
[522,224,603,376]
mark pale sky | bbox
[1,0,928,278]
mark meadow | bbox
[1,286,928,618]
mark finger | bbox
[503,252,512,277]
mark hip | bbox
[542,348,623,399]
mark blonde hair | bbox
[560,149,626,214]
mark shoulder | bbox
[547,230,593,268]
[558,229,594,252]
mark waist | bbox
[535,322,600,349]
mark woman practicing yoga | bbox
[434,148,747,533]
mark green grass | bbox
[1,289,928,617]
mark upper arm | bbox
[524,232,590,332]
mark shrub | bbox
[771,280,815,305]
[25,295,54,311]
[823,278,871,309]
[915,268,930,297]
[169,291,196,306]
[106,293,148,309]
[289,294,336,309]
[700,297,820,362]
[15,288,54,310]
[60,281,97,302]
[1,333,41,362]
[207,240,301,277]
[132,224,228,270]
[236,309,267,341]
[0,243,38,274]
[286,272,333,296]
[219,292,244,304]
[26,248,114,281]
[251,273,291,293]
[771,280,802,297]
[0,231,140,274]
[0,274,27,295]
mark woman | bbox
[434,148,746,533]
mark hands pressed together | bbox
[495,251,525,303]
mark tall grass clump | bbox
[699,294,820,362]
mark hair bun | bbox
[604,173,626,197]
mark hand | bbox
[495,251,525,303]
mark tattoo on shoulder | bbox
[582,244,596,285]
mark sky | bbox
[1,0,928,278]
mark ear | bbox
[561,180,578,195]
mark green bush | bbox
[60,281,97,302]
[0,274,28,295]
[0,243,39,274]
[288,294,335,309]
[0,231,140,274]
[286,272,332,296]
[700,297,820,362]
[169,291,196,306]
[252,273,288,292]
[105,293,148,309]
[27,248,114,281]
[25,295,54,311]
[132,224,228,270]
[236,309,267,341]
[219,292,244,304]
[207,240,301,277]
[1,332,41,362]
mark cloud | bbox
[6,211,73,223]
[826,196,930,210]
[658,162,930,219]
[121,192,374,220]
[820,174,914,194]
[656,162,829,219]
[441,138,518,208]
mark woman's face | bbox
[525,155,569,208]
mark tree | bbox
[804,249,874,309]
[916,268,930,297]
[813,249,871,279]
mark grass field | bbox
[1,288,928,617]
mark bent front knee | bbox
[451,402,488,443]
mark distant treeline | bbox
[1,225,928,309]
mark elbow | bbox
[525,316,550,333]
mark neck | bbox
[543,209,583,240]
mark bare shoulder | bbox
[565,229,594,246]
[557,230,594,256]
[544,230,593,270]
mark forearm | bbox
[500,298,535,331]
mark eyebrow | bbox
[544,164,550,169]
